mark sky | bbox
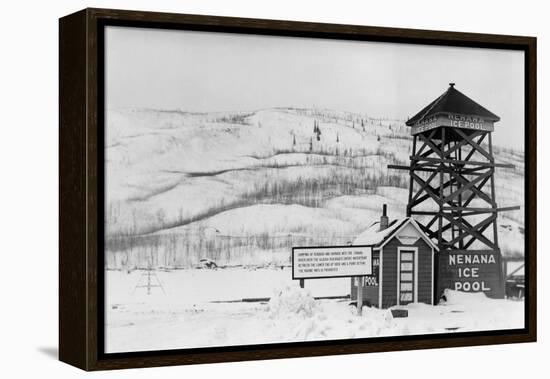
[105,26,525,149]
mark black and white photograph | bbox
[103,25,527,354]
[2,0,547,376]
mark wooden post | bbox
[357,276,363,316]
[299,279,304,289]
[488,133,500,249]
[407,136,417,217]
[438,127,445,248]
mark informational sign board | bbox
[292,245,372,279]
[437,250,504,300]
[411,113,495,135]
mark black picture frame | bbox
[59,7,537,371]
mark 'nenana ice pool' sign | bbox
[410,113,495,135]
[437,250,504,299]
[292,246,372,279]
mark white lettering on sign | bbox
[449,254,496,265]
[454,281,491,292]
[363,257,380,286]
[447,252,498,293]
[411,113,494,135]
[364,276,378,286]
[293,246,372,279]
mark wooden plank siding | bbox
[381,242,397,308]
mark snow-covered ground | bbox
[105,268,524,353]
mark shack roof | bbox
[406,84,500,126]
[354,217,438,251]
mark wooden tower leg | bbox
[357,277,363,316]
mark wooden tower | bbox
[389,83,519,300]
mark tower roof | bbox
[406,84,500,126]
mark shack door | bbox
[398,249,416,305]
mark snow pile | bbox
[425,289,524,333]
[266,285,398,342]
[440,289,489,306]
[268,285,318,318]
[288,302,399,341]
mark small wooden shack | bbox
[351,206,438,308]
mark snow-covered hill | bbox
[104,107,525,269]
